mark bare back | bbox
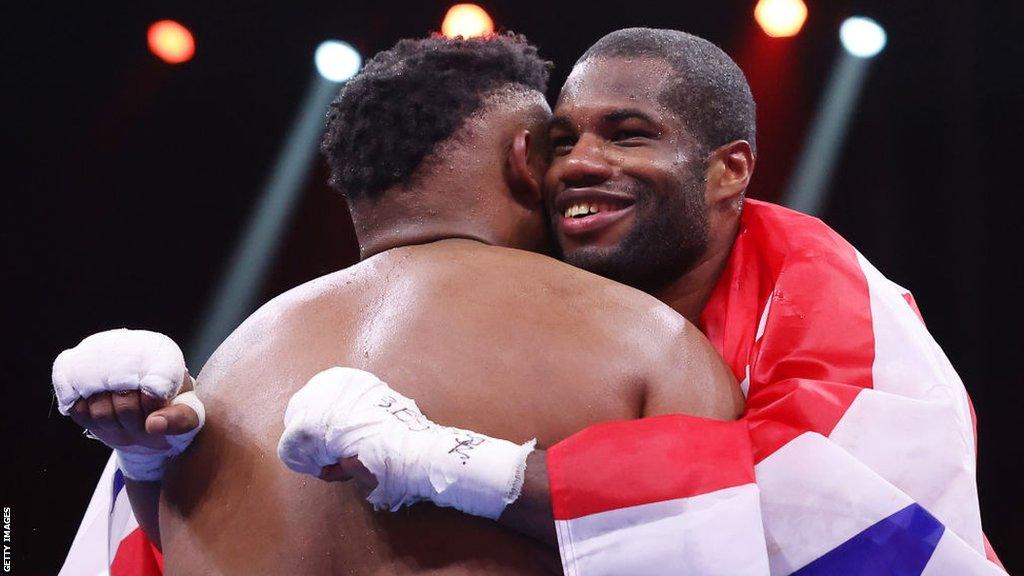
[159,239,741,575]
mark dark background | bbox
[4,1,1022,573]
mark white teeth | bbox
[564,202,610,218]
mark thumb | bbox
[146,403,201,436]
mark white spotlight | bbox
[840,17,887,58]
[315,40,362,82]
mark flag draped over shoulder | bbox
[549,199,1006,576]
[59,454,162,576]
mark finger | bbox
[340,457,378,492]
[139,391,166,416]
[111,390,145,435]
[70,396,133,447]
[87,393,120,432]
[145,404,200,436]
[68,398,91,429]
[319,462,353,482]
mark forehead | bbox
[556,57,676,120]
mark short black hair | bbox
[579,28,756,155]
[322,33,552,201]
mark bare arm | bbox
[643,320,743,420]
[497,450,556,548]
[126,479,163,549]
[121,378,201,550]
[498,321,739,548]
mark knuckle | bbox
[88,408,117,429]
[112,394,139,411]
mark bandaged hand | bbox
[52,329,206,481]
[278,367,535,520]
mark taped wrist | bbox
[278,367,535,520]
[361,419,536,520]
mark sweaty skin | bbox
[158,239,742,575]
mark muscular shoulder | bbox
[449,245,742,413]
[642,318,744,421]
[194,265,374,388]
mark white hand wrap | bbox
[52,328,205,481]
[279,367,535,520]
[114,391,206,481]
[52,329,186,415]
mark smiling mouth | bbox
[556,197,635,236]
[563,201,621,219]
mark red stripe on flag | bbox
[737,203,876,461]
[548,414,754,520]
[110,527,163,576]
[745,378,864,462]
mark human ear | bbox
[705,140,755,207]
[506,129,543,206]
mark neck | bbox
[654,220,739,324]
[357,217,504,260]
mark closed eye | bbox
[613,130,655,145]
[551,135,577,156]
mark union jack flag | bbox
[549,200,1006,575]
[59,456,162,575]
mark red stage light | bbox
[754,0,808,38]
[441,4,495,39]
[147,20,195,64]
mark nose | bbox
[558,134,613,188]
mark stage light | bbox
[840,17,887,58]
[754,0,808,38]
[193,64,346,364]
[315,40,362,82]
[147,20,195,64]
[784,17,886,215]
[441,4,495,39]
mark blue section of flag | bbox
[793,503,945,576]
[110,468,125,514]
